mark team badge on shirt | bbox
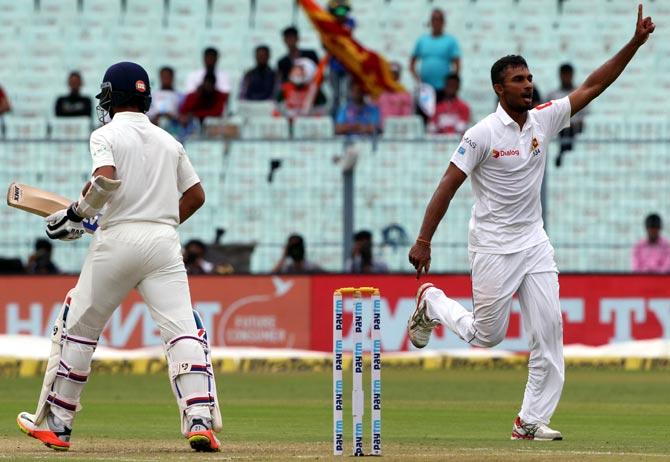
[457,146,466,155]
[531,137,542,156]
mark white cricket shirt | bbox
[450,96,571,254]
[89,111,200,228]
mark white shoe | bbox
[511,416,562,441]
[407,283,440,348]
[17,411,71,451]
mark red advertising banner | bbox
[309,274,670,352]
[1,275,668,352]
[0,276,311,349]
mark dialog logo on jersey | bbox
[531,137,542,156]
[135,80,147,92]
[492,148,520,159]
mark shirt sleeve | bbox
[450,36,461,59]
[89,130,115,174]
[533,96,571,139]
[177,144,200,194]
[412,37,422,58]
[449,124,488,176]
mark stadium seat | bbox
[49,118,92,140]
[382,116,425,140]
[236,100,276,119]
[293,117,334,139]
[241,117,289,139]
[3,117,48,140]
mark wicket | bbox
[332,287,382,456]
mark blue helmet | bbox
[96,61,152,122]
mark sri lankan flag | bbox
[298,0,405,98]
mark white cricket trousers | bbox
[424,240,564,425]
[51,222,206,426]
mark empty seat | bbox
[382,116,425,139]
[50,118,92,140]
[4,117,48,140]
[242,117,289,139]
[293,117,334,139]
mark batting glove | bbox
[45,203,85,241]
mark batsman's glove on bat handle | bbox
[45,202,86,241]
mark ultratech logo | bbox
[492,148,520,158]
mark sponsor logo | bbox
[335,420,343,452]
[492,148,520,158]
[335,379,343,410]
[372,420,382,452]
[372,379,382,410]
[135,80,147,92]
[354,342,363,373]
[12,185,20,202]
[531,137,542,157]
[463,137,477,149]
[535,101,553,110]
[457,146,466,155]
[354,423,364,455]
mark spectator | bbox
[26,239,60,275]
[0,82,10,115]
[184,47,231,96]
[54,71,92,118]
[375,62,413,126]
[272,234,323,274]
[335,82,381,137]
[547,63,588,167]
[632,214,670,273]
[428,74,470,135]
[276,58,327,119]
[277,26,319,83]
[346,230,388,274]
[327,0,355,117]
[240,45,277,101]
[179,72,227,124]
[183,240,214,275]
[410,9,461,101]
[147,66,182,127]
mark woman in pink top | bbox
[375,62,413,126]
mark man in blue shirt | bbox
[410,8,461,98]
[335,82,380,137]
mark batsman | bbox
[16,62,223,452]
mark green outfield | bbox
[0,368,668,461]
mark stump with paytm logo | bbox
[332,287,382,456]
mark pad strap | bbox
[46,392,81,413]
[56,360,89,383]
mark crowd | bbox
[0,4,477,141]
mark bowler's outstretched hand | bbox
[634,4,655,46]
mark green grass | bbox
[1,369,669,461]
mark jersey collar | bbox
[494,103,515,126]
[495,103,533,132]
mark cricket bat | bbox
[6,182,99,233]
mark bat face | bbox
[6,182,71,217]
[6,182,100,234]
